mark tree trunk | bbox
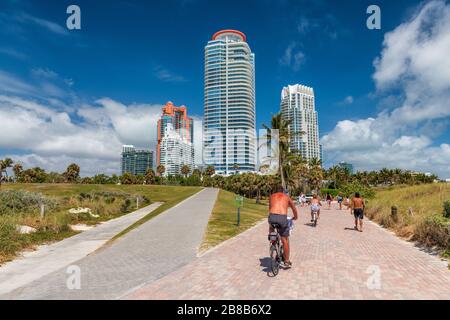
[280,164,286,191]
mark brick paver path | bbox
[127,204,450,300]
[0,188,218,299]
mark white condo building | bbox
[159,124,194,177]
[280,84,322,162]
[203,29,256,175]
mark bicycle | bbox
[311,209,318,227]
[310,203,320,227]
[268,223,284,276]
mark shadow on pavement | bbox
[304,223,317,228]
[259,257,277,277]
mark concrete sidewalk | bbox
[0,202,162,296]
[1,188,218,299]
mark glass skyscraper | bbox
[121,145,154,176]
[338,162,354,174]
[203,29,256,175]
[280,84,322,162]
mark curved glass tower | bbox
[203,30,256,175]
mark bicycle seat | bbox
[270,223,281,229]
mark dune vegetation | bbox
[366,183,450,255]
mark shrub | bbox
[39,212,71,233]
[0,217,21,258]
[414,215,450,250]
[320,188,340,197]
[120,198,132,213]
[0,190,59,215]
[340,182,375,199]
[443,200,450,218]
[104,196,115,204]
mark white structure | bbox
[203,29,256,175]
[280,84,322,162]
[159,124,194,176]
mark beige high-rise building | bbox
[280,84,322,162]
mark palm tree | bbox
[64,163,80,183]
[205,165,215,177]
[0,158,13,187]
[393,168,402,185]
[120,172,136,185]
[181,165,190,178]
[262,113,292,191]
[379,168,391,185]
[157,165,165,177]
[13,163,23,182]
[144,168,156,184]
[291,155,308,193]
[254,174,265,203]
[327,165,340,188]
[308,158,323,193]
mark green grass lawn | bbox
[0,183,202,264]
[366,183,450,253]
[200,189,268,252]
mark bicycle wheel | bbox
[270,244,279,276]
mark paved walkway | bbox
[127,203,450,300]
[0,188,218,299]
[0,202,162,296]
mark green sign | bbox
[235,196,244,207]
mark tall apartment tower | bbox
[203,29,256,175]
[280,84,322,162]
[159,123,194,176]
[157,101,193,166]
[121,145,153,176]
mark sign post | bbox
[235,196,244,226]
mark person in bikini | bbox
[326,193,333,209]
[310,194,322,222]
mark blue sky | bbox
[1,0,449,177]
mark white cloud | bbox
[154,66,187,83]
[0,94,161,176]
[279,42,305,72]
[19,13,68,36]
[338,96,354,105]
[296,14,339,39]
[0,46,27,60]
[0,71,36,96]
[0,71,204,176]
[4,154,120,177]
[322,0,450,178]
